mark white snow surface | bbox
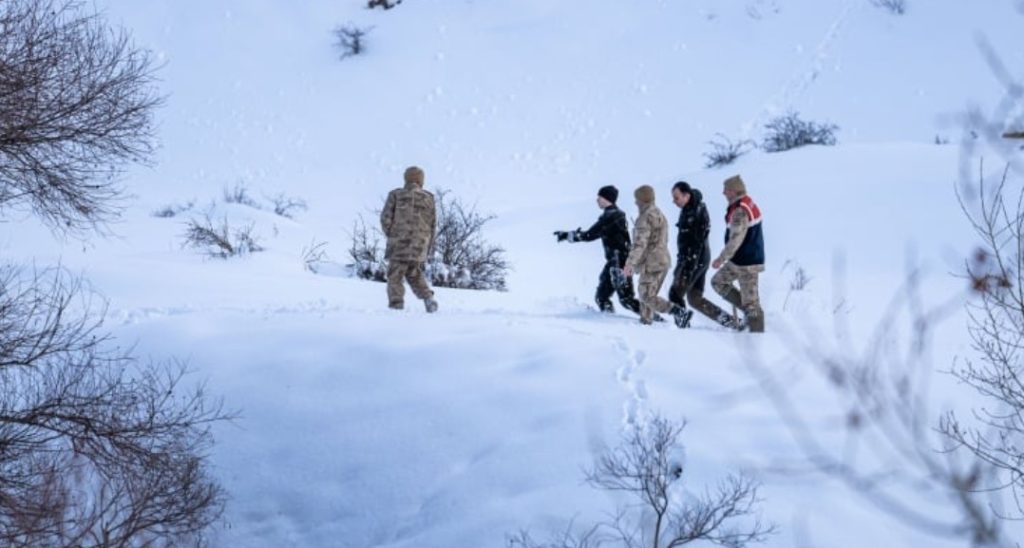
[4,0,1024,546]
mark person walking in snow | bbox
[622,185,672,325]
[663,181,743,330]
[553,185,642,316]
[380,166,440,313]
[711,175,765,332]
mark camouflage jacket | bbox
[626,203,671,274]
[380,182,436,263]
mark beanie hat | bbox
[404,166,425,186]
[723,175,746,194]
[672,181,692,195]
[634,185,655,204]
[597,185,618,204]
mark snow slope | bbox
[5,0,1024,546]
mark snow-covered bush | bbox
[511,414,774,548]
[428,188,510,291]
[184,214,264,258]
[761,112,839,153]
[348,189,510,291]
[333,24,372,60]
[152,199,195,218]
[703,133,754,168]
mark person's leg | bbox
[711,262,743,309]
[637,269,667,324]
[386,261,408,309]
[595,264,616,312]
[405,263,438,313]
[737,268,764,332]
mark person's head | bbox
[671,181,692,209]
[597,185,618,209]
[722,175,746,202]
[634,185,655,206]
[404,166,425,187]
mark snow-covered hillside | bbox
[6,0,1024,546]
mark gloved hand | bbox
[553,230,569,242]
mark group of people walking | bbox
[554,176,765,333]
[379,165,765,333]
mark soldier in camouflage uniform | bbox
[623,185,672,325]
[380,166,439,313]
[711,175,765,332]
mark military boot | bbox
[670,304,693,329]
[424,298,439,313]
[745,306,764,333]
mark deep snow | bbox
[5,0,1024,546]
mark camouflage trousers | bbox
[386,260,434,308]
[637,268,669,324]
[711,262,765,332]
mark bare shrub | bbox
[184,214,264,258]
[703,134,753,169]
[0,0,161,234]
[333,24,373,60]
[870,0,907,15]
[349,189,511,290]
[152,199,195,218]
[367,0,403,9]
[223,182,261,209]
[348,215,388,282]
[302,239,330,274]
[513,415,774,548]
[267,192,308,219]
[428,188,510,291]
[941,162,1024,527]
[0,266,230,546]
[760,112,838,153]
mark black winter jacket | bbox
[675,189,711,277]
[574,205,632,264]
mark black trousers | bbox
[595,262,641,314]
[669,254,727,321]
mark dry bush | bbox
[761,112,838,153]
[367,0,403,9]
[267,192,307,219]
[703,134,753,169]
[183,215,264,258]
[301,239,330,274]
[222,182,261,209]
[870,0,907,15]
[333,24,373,60]
[152,199,195,218]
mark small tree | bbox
[0,0,161,234]
[760,112,839,153]
[0,266,230,546]
[512,415,774,548]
